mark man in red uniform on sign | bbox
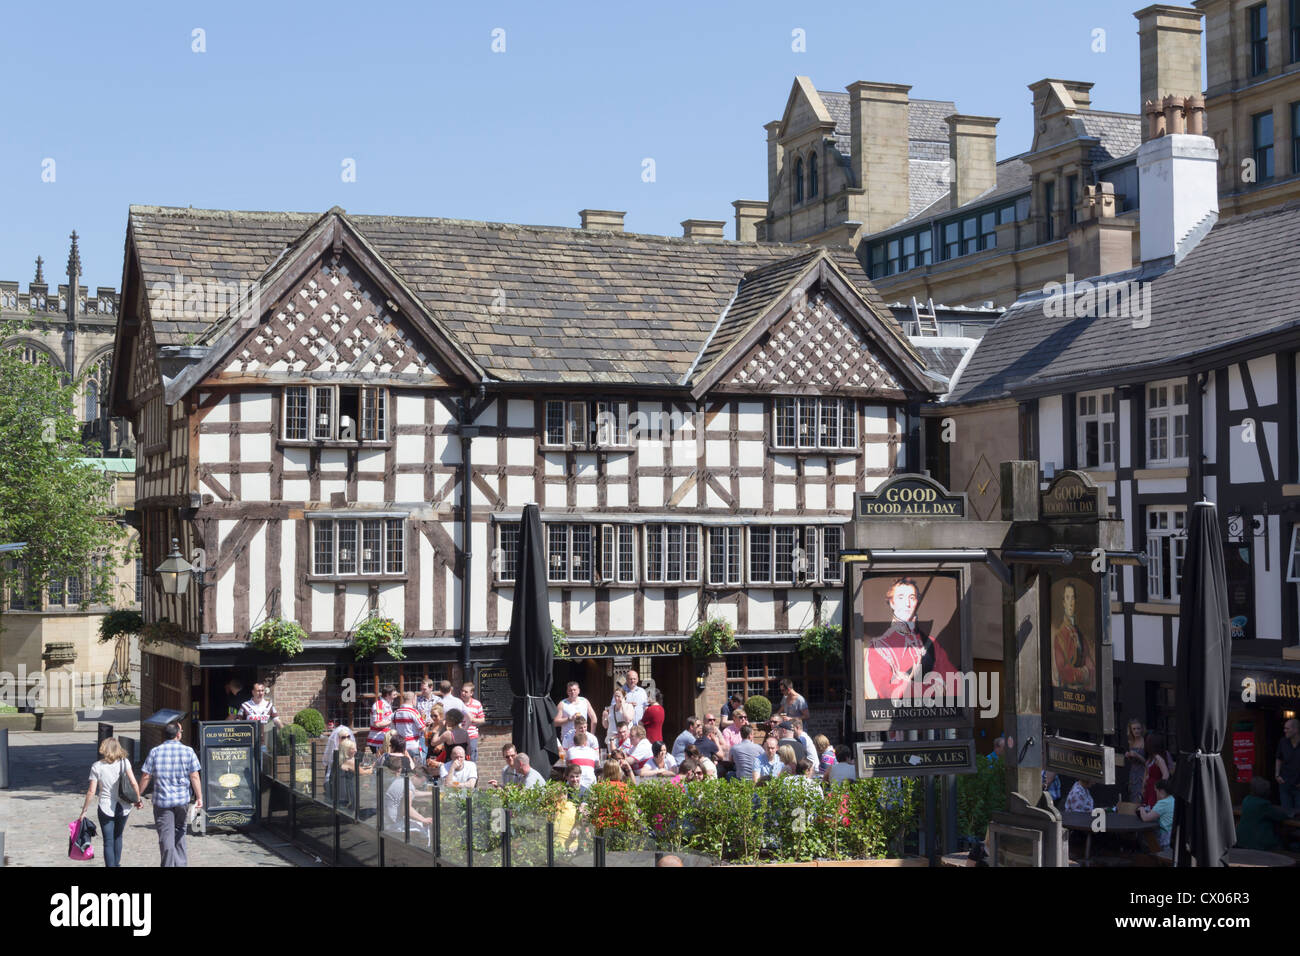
[1051,584,1095,690]
[864,577,958,701]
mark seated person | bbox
[828,744,857,782]
[1138,777,1175,849]
[382,755,432,841]
[1236,776,1294,851]
[638,740,678,779]
[1064,778,1094,814]
[439,745,478,790]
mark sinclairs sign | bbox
[856,474,966,519]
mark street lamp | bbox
[155,538,195,595]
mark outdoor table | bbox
[1060,809,1158,864]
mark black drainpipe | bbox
[458,390,485,677]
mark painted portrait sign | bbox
[1040,569,1113,736]
[851,567,973,731]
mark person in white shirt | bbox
[438,680,465,720]
[639,740,678,779]
[440,746,478,789]
[554,681,598,750]
[828,745,858,781]
[792,718,817,769]
[238,683,282,727]
[611,669,648,725]
[566,730,600,789]
[627,724,654,779]
[383,756,432,841]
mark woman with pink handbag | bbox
[78,737,143,866]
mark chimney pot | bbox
[1135,5,1203,142]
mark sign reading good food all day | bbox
[1040,471,1100,520]
[856,475,966,519]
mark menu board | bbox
[1224,544,1253,640]
[475,666,512,722]
[199,721,258,827]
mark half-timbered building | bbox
[945,126,1300,802]
[110,205,941,752]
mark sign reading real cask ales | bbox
[199,721,258,827]
[854,739,975,778]
[1045,735,1114,784]
[856,475,966,519]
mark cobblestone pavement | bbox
[0,707,314,867]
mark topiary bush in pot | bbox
[293,707,325,737]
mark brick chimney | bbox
[946,114,999,208]
[732,200,769,242]
[1135,5,1203,142]
[1067,182,1135,277]
[681,219,726,241]
[579,209,625,231]
[847,81,911,232]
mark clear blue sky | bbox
[1,0,1180,291]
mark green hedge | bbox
[956,755,1007,841]
[480,776,920,864]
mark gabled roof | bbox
[687,250,933,399]
[124,205,913,390]
[946,200,1300,404]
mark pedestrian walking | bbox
[137,722,202,867]
[79,737,142,867]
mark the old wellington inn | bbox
[110,205,942,747]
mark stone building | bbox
[1,233,139,715]
[1197,0,1300,217]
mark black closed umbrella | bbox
[506,503,559,776]
[1169,501,1235,867]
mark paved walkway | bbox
[0,706,315,867]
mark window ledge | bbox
[306,575,408,584]
[1283,484,1300,497]
[1132,602,1180,616]
[1133,466,1189,480]
[767,444,860,457]
[277,439,391,451]
[1082,469,1117,482]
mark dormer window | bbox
[794,156,805,204]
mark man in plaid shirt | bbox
[138,722,202,867]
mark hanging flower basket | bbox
[248,617,306,658]
[140,618,187,647]
[686,616,737,658]
[796,623,843,664]
[552,623,569,659]
[351,615,405,661]
[98,608,144,644]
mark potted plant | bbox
[350,614,404,661]
[292,707,326,737]
[552,623,568,659]
[745,694,772,729]
[248,617,306,658]
[796,623,843,664]
[686,616,737,659]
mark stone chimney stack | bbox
[681,219,726,241]
[765,121,784,203]
[847,81,911,232]
[579,209,625,232]
[1135,5,1204,141]
[1067,182,1135,277]
[946,115,999,208]
[732,200,769,242]
[1138,133,1219,264]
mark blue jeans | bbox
[97,805,129,867]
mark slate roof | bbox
[127,206,909,388]
[1077,109,1142,166]
[946,200,1300,404]
[818,92,957,225]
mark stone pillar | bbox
[38,642,79,732]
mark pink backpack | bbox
[68,818,95,861]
